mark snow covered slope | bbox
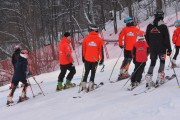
[1,10,180,120]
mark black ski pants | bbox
[82,61,98,83]
[173,46,180,60]
[131,62,146,83]
[58,63,76,82]
[148,52,165,74]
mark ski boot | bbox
[87,81,94,92]
[127,82,137,91]
[118,69,130,80]
[156,72,165,86]
[79,82,87,92]
[18,96,29,103]
[145,74,154,89]
[7,96,14,105]
[64,80,76,89]
[18,92,29,103]
[56,82,64,91]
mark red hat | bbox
[20,50,29,59]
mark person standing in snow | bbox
[118,17,140,80]
[145,10,172,88]
[171,20,180,68]
[7,50,30,105]
[130,31,149,89]
[57,32,76,91]
[81,24,104,92]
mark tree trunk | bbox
[156,0,163,10]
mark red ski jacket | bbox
[58,37,73,65]
[119,26,140,51]
[82,31,104,62]
[172,26,180,46]
[132,40,149,63]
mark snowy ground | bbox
[1,8,180,120]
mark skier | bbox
[145,10,172,88]
[81,24,104,92]
[57,32,76,91]
[171,20,180,67]
[118,17,140,80]
[130,31,149,89]
[7,50,30,105]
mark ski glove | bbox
[119,45,124,49]
[82,57,85,63]
[72,62,75,67]
[26,71,32,76]
[133,58,136,64]
[99,59,104,66]
[167,49,172,56]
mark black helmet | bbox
[154,10,164,19]
[88,24,99,32]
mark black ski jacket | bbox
[12,55,28,82]
[145,19,172,54]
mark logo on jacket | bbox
[127,32,134,36]
[150,27,160,33]
[137,47,145,51]
[88,41,97,46]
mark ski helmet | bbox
[20,50,29,59]
[14,45,21,50]
[88,24,99,32]
[137,30,145,40]
[174,20,180,27]
[124,17,133,23]
[154,10,164,19]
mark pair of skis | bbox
[133,74,176,96]
[73,82,104,98]
[7,92,42,107]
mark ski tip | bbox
[100,82,104,85]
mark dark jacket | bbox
[145,19,172,53]
[12,55,28,82]
[12,48,21,68]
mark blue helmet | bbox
[174,20,180,27]
[124,17,133,23]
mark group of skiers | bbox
[57,24,104,92]
[6,10,180,105]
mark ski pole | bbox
[27,79,35,98]
[109,49,123,82]
[168,46,175,68]
[92,56,105,72]
[32,76,45,96]
[169,56,180,87]
[78,65,85,93]
[122,62,144,88]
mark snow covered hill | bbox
[1,10,180,120]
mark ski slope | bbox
[1,10,180,120]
